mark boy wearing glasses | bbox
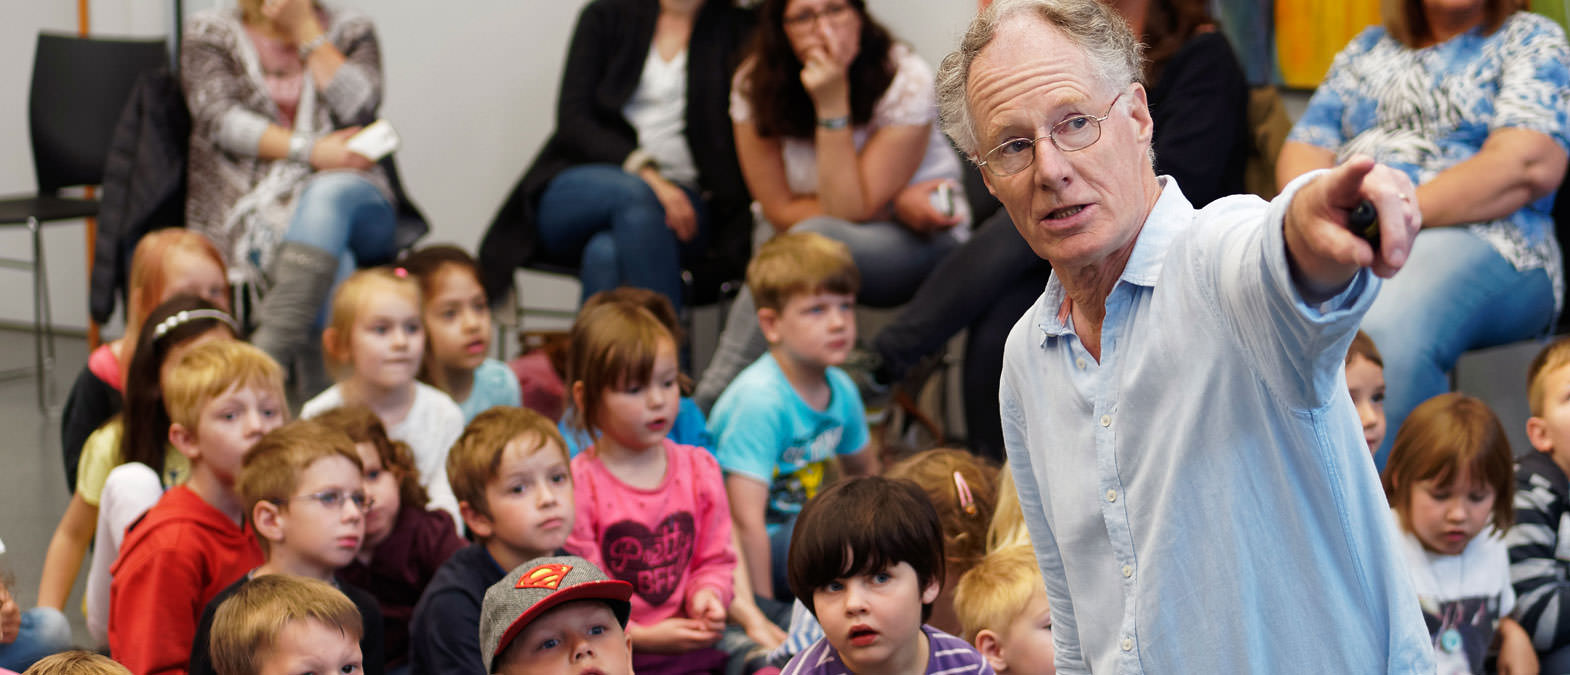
[110,340,288,675]
[188,420,386,675]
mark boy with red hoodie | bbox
[109,341,287,674]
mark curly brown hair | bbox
[743,0,897,139]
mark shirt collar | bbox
[1037,176,1194,339]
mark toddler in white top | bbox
[303,267,463,527]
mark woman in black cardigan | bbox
[479,0,754,313]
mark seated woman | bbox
[1278,0,1570,468]
[694,0,968,404]
[480,0,755,316]
[182,0,395,381]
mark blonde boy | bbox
[410,407,574,675]
[21,651,132,675]
[954,546,1056,674]
[1506,338,1570,663]
[207,575,364,675]
[109,341,287,675]
[187,421,385,675]
[708,232,877,600]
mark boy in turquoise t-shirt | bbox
[709,232,877,601]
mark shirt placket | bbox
[1094,287,1141,672]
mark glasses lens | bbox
[985,139,1033,177]
[349,492,369,510]
[1053,116,1100,152]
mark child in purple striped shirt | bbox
[780,477,993,675]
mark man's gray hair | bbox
[936,0,1145,157]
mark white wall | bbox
[0,0,975,334]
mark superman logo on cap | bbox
[517,563,573,590]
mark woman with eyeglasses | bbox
[1278,0,1570,473]
[479,0,756,318]
[691,0,969,408]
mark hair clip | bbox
[152,308,239,340]
[954,471,978,517]
[394,266,409,278]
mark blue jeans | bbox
[0,607,72,672]
[285,171,399,290]
[536,164,709,312]
[693,216,961,410]
[1362,227,1555,468]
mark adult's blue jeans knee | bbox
[285,170,399,268]
[1362,227,1555,468]
[536,164,708,312]
[0,607,72,672]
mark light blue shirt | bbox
[999,175,1433,673]
[456,358,522,424]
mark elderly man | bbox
[936,0,1434,671]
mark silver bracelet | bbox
[298,33,329,61]
[287,132,313,164]
[816,115,850,130]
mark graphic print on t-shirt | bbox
[602,512,695,606]
[766,424,844,527]
[1420,594,1498,675]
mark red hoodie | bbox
[109,484,262,675]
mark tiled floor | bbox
[0,329,92,644]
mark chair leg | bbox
[29,217,47,412]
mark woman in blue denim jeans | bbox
[1277,0,1570,468]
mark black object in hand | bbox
[1348,199,1380,249]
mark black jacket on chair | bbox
[93,65,190,325]
[478,0,755,305]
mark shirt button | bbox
[1105,489,1117,503]
[1122,637,1134,652]
[1100,414,1112,427]
[1076,358,1087,370]
[1122,564,1133,578]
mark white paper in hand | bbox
[347,120,401,161]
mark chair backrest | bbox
[29,32,167,193]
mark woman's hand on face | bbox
[261,0,322,43]
[894,178,963,233]
[640,169,699,242]
[309,127,375,172]
[799,21,852,114]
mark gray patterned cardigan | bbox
[180,5,389,286]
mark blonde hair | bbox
[123,229,230,383]
[1382,0,1515,49]
[1347,330,1383,368]
[954,545,1046,643]
[746,232,860,312]
[22,651,132,675]
[1528,337,1570,417]
[237,420,363,554]
[323,268,423,380]
[567,302,678,434]
[886,449,999,577]
[164,340,286,436]
[209,575,363,675]
[987,462,1031,552]
[1382,393,1516,535]
[447,407,568,520]
[312,405,429,509]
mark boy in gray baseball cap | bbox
[479,555,634,675]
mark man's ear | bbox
[757,307,782,344]
[1528,416,1556,453]
[170,423,201,461]
[975,629,1008,672]
[460,500,495,540]
[978,158,999,197]
[252,499,286,545]
[1127,82,1154,148]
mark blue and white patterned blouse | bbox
[1288,12,1570,310]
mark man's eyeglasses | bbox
[784,2,852,31]
[271,489,372,513]
[977,92,1124,178]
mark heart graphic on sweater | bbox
[602,512,697,607]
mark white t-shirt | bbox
[1399,516,1516,675]
[623,45,699,187]
[303,382,464,528]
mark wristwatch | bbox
[816,115,850,130]
[287,132,313,164]
[298,33,329,61]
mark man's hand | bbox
[1283,155,1420,300]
